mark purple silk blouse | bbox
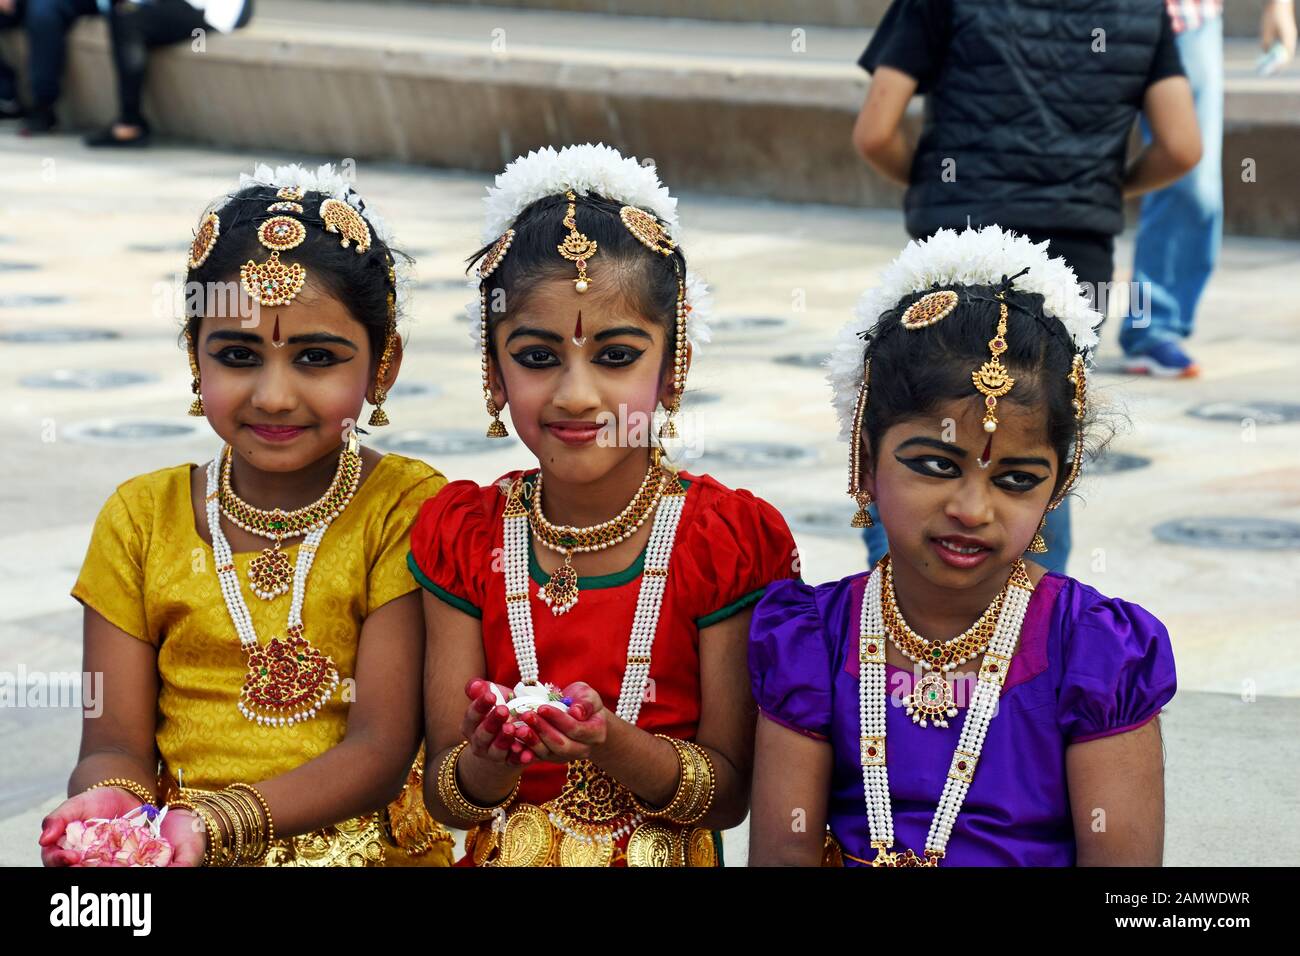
[749,570,1177,866]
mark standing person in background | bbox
[1120,0,1296,377]
[849,0,1202,575]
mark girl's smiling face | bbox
[862,396,1058,594]
[195,282,398,471]
[487,277,682,485]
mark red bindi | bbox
[979,434,993,468]
[571,311,586,346]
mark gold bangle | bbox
[228,783,275,845]
[222,788,267,863]
[633,736,716,825]
[437,742,519,824]
[224,787,269,864]
[676,742,716,825]
[205,792,248,865]
[170,798,225,867]
[197,794,241,867]
[632,734,692,821]
[86,777,155,806]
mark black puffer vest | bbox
[905,0,1165,238]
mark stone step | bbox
[2,0,1295,236]
[327,0,1279,38]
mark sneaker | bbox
[1121,341,1200,378]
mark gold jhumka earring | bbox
[847,358,874,528]
[475,229,514,437]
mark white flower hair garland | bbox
[465,143,712,351]
[827,225,1103,440]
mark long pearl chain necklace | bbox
[205,438,357,726]
[501,465,686,848]
[882,556,1006,730]
[220,439,361,601]
[858,557,1033,865]
[529,461,667,616]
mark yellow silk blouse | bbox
[70,453,453,866]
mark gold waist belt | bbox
[466,800,719,868]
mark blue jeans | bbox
[1120,17,1223,356]
[23,0,100,106]
[861,498,1073,576]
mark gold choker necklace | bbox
[529,459,671,615]
[219,440,362,600]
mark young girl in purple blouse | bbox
[748,226,1176,866]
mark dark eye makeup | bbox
[510,344,646,369]
[895,454,1048,493]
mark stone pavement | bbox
[0,133,1297,866]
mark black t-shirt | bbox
[858,0,1185,94]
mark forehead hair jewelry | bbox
[972,292,1015,435]
[241,251,306,307]
[620,205,675,256]
[241,202,309,307]
[901,289,958,330]
[557,191,598,294]
[188,212,220,270]
[258,216,307,252]
[276,185,305,202]
[320,197,372,254]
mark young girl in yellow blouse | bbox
[37,164,454,867]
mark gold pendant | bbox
[248,545,293,601]
[495,803,554,867]
[904,671,959,729]
[550,759,633,826]
[626,823,683,867]
[870,842,941,867]
[557,830,615,867]
[539,553,580,616]
[239,632,339,726]
[683,827,717,867]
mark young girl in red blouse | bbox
[409,144,798,866]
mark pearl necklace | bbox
[857,557,1033,865]
[501,466,686,846]
[529,461,667,616]
[204,438,356,726]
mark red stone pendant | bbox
[239,632,340,727]
[539,555,580,616]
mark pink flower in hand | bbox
[57,811,174,867]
